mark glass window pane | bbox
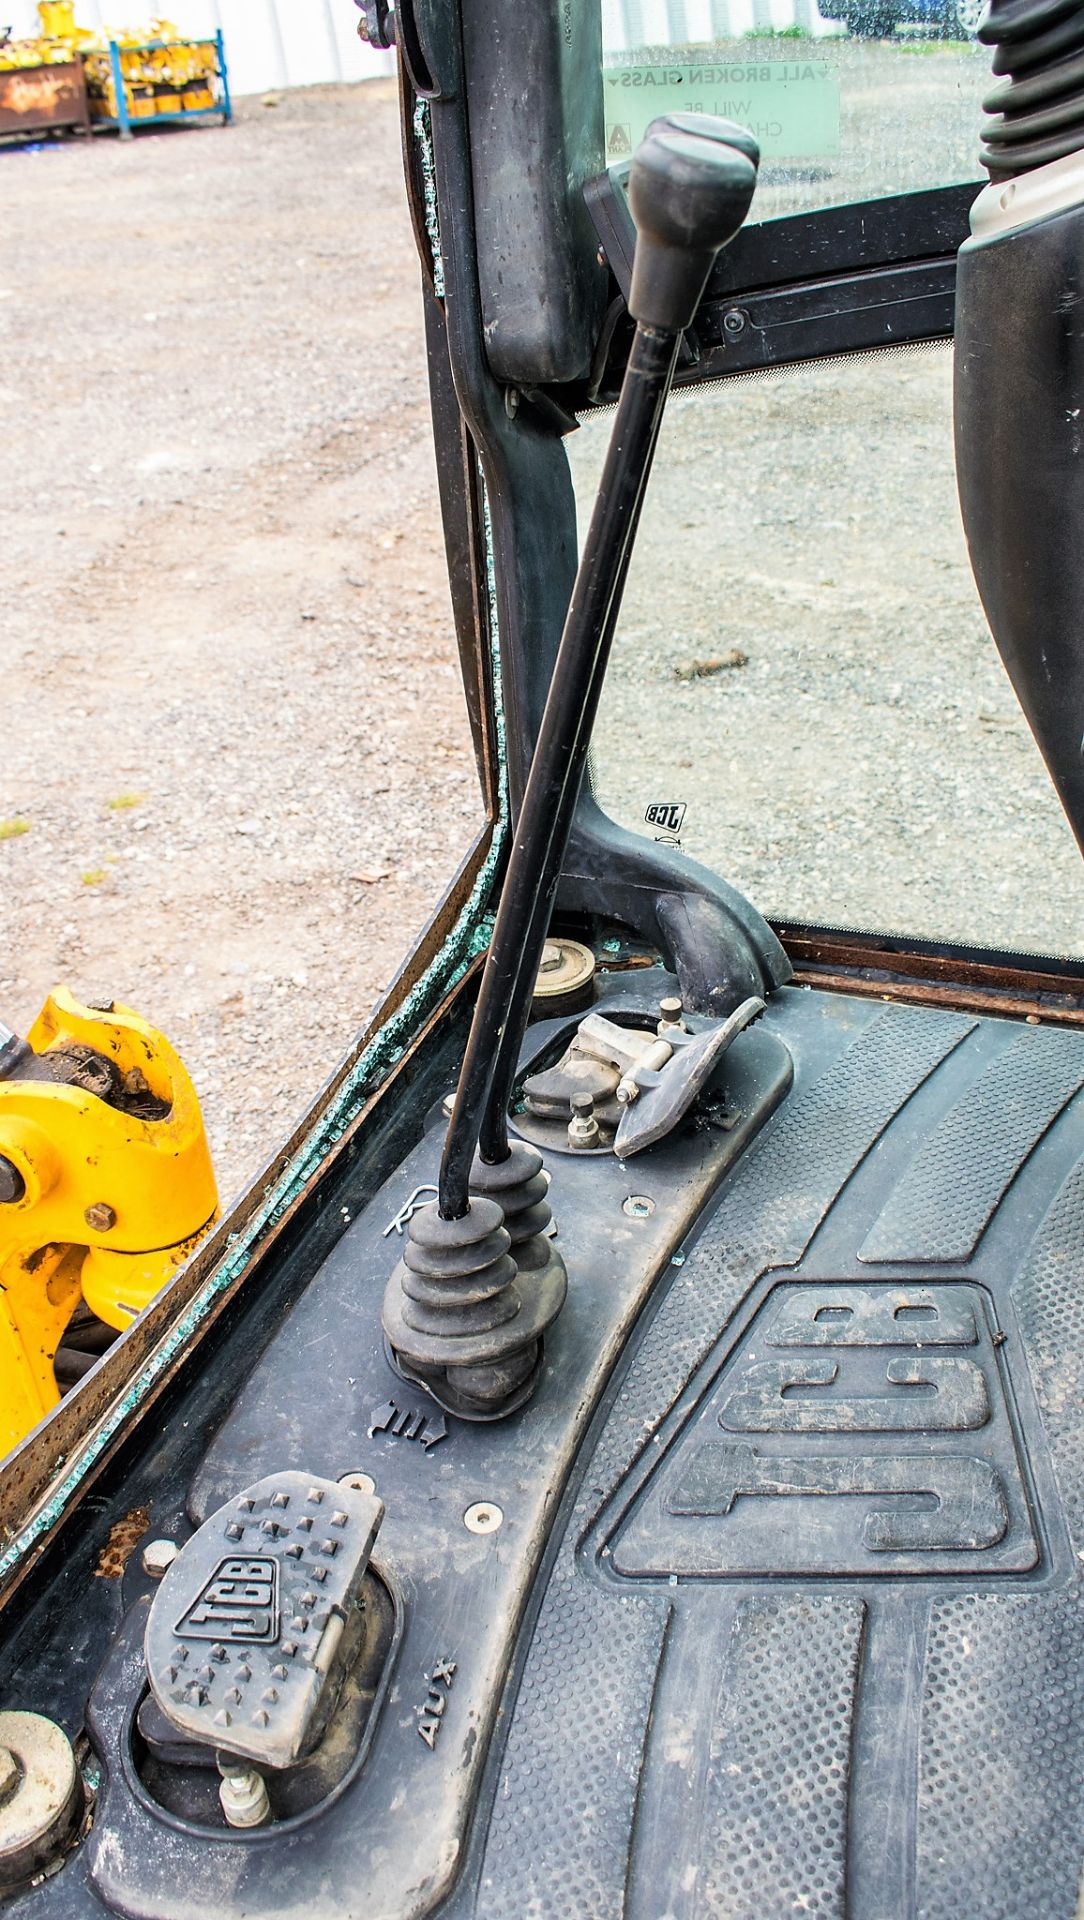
[601,3,988,221]
[574,344,1084,958]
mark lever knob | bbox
[628,117,758,334]
[647,111,760,170]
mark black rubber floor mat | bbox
[466,991,1084,1920]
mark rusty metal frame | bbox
[777,923,1084,1028]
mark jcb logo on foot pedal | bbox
[174,1557,280,1642]
[607,1282,1038,1578]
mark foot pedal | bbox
[144,1471,383,1771]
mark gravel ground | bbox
[0,83,479,1205]
[3,53,1082,1213]
[578,344,1084,956]
[577,38,1084,959]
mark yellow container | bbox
[37,1,77,37]
[154,88,180,112]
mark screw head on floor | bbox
[464,1502,503,1535]
[141,1539,179,1579]
[622,1194,656,1219]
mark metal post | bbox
[109,41,131,138]
[216,29,233,123]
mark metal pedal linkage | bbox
[525,995,764,1157]
[145,1471,383,1773]
[602,995,763,1156]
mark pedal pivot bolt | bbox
[568,1092,601,1152]
[0,1158,24,1206]
[217,1758,270,1830]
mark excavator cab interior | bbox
[3,1,1084,1914]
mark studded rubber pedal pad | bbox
[144,1471,383,1770]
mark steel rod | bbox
[475,364,677,1166]
[439,323,680,1217]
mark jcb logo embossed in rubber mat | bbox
[607,1283,1038,1578]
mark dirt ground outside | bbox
[4,58,1083,1210]
[1,83,480,1204]
[579,345,1084,955]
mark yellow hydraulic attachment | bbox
[0,990,218,1460]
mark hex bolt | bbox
[658,994,686,1035]
[0,1158,25,1206]
[540,942,563,973]
[567,1092,601,1152]
[723,307,748,336]
[141,1539,179,1579]
[217,1758,270,1829]
[83,1202,117,1233]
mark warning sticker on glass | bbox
[604,61,840,162]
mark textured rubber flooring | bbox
[467,991,1084,1920]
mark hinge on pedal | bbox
[356,0,395,48]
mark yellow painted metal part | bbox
[0,990,218,1459]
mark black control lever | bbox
[465,116,763,1180]
[439,118,758,1219]
[383,118,757,1419]
[955,0,1084,854]
[380,118,758,1424]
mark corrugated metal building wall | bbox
[4,0,823,98]
[602,0,823,40]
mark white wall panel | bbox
[603,0,828,44]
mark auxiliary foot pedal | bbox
[144,1471,383,1771]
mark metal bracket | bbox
[611,997,764,1156]
[522,995,764,1158]
[356,0,396,48]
